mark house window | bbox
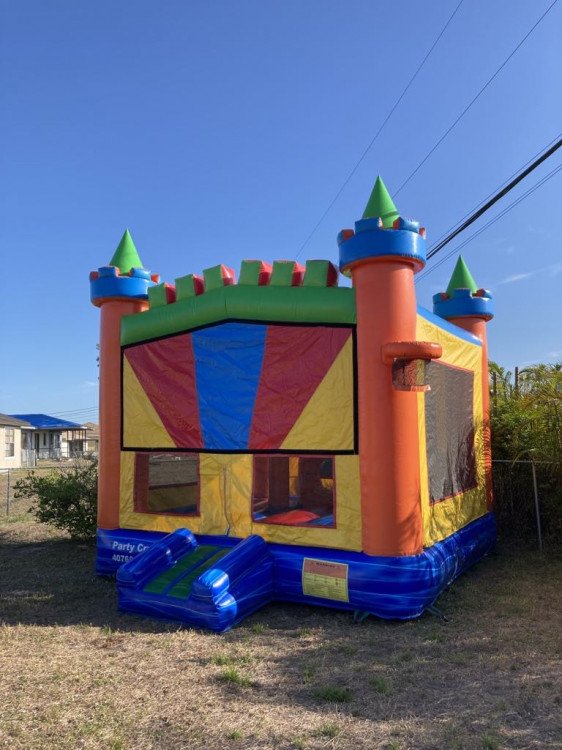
[252,456,335,527]
[424,361,477,503]
[134,453,200,516]
[42,433,47,446]
[4,428,15,458]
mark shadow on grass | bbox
[0,531,177,633]
[2,529,561,748]
[1,526,557,637]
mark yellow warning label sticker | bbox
[302,558,349,602]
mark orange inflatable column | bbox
[338,181,430,557]
[90,231,157,530]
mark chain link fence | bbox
[0,462,94,519]
[2,459,559,551]
[492,459,560,550]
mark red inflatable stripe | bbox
[249,326,351,449]
[125,335,203,448]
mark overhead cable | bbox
[428,133,561,249]
[393,0,559,197]
[426,137,562,260]
[416,162,562,283]
[294,0,465,259]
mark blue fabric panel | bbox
[271,513,496,619]
[191,322,266,449]
[101,513,496,630]
[96,527,166,575]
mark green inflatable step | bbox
[143,545,229,598]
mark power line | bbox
[50,406,99,415]
[415,162,562,284]
[393,0,559,197]
[293,0,465,259]
[429,133,561,249]
[426,137,562,260]
[422,163,562,278]
[48,408,99,419]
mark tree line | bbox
[489,361,561,466]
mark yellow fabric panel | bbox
[416,316,481,372]
[251,455,362,551]
[281,337,354,451]
[207,454,254,540]
[119,452,229,535]
[122,359,176,449]
[119,451,361,551]
[416,315,487,546]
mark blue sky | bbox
[1,0,560,423]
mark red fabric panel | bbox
[326,262,339,287]
[292,262,305,286]
[125,335,202,448]
[249,326,351,448]
[262,509,319,525]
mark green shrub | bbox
[14,461,97,541]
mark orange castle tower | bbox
[338,177,441,557]
[89,231,158,530]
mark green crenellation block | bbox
[203,264,234,291]
[239,260,263,285]
[303,260,337,287]
[270,261,296,286]
[148,283,169,308]
[176,274,199,301]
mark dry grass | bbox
[0,499,561,750]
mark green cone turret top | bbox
[433,255,493,321]
[109,229,144,274]
[362,176,399,228]
[446,256,478,296]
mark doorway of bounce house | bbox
[252,455,335,527]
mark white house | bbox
[0,414,34,470]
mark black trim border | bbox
[121,317,357,351]
[120,319,359,456]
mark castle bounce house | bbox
[90,177,495,632]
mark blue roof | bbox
[9,413,83,430]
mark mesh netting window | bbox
[252,456,335,527]
[425,361,477,503]
[134,453,200,515]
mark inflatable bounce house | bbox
[90,177,495,632]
